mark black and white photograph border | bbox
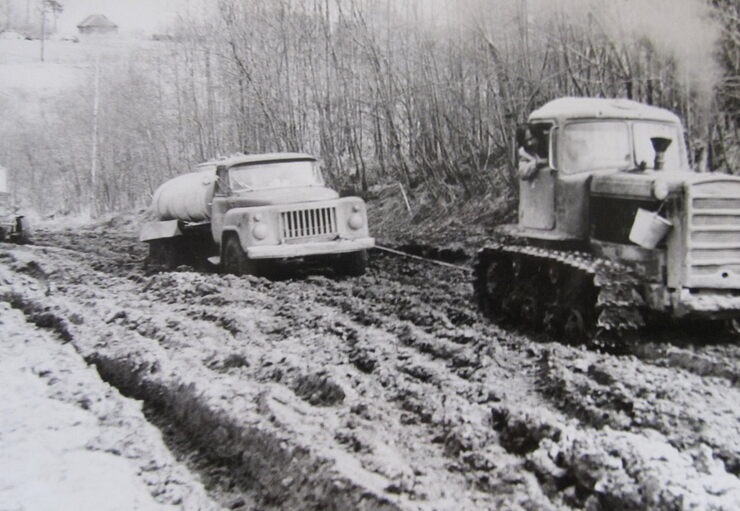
[0,1,738,509]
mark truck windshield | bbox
[229,160,323,191]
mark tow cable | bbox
[374,245,471,272]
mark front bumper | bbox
[246,237,375,259]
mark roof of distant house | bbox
[77,14,118,29]
[0,30,25,40]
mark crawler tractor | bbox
[474,98,740,342]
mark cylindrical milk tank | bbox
[152,169,216,222]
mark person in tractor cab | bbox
[517,125,548,181]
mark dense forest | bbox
[1,0,738,216]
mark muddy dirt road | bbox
[1,219,739,510]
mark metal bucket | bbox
[629,208,672,249]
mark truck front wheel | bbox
[724,318,740,338]
[14,216,32,244]
[335,250,368,277]
[148,239,181,270]
[223,236,257,276]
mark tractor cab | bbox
[505,97,690,243]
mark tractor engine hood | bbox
[230,185,339,207]
[590,169,698,200]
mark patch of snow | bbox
[0,299,217,510]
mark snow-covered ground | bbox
[0,36,167,125]
[0,293,216,510]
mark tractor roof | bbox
[529,97,681,124]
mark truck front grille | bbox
[280,206,337,241]
[687,179,740,288]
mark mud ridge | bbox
[536,347,740,477]
[1,286,402,510]
[495,406,740,510]
[89,352,399,511]
[628,342,740,386]
[1,290,74,342]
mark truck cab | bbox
[141,153,374,276]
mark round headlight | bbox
[252,224,268,240]
[653,180,669,200]
[348,213,364,230]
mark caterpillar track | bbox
[474,243,646,347]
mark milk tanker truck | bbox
[140,153,374,276]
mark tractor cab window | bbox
[633,121,687,171]
[516,123,551,180]
[229,160,324,191]
[561,121,631,174]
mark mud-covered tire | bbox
[723,318,740,338]
[335,250,367,277]
[14,216,32,244]
[222,235,258,276]
[148,239,181,270]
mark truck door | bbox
[518,123,556,230]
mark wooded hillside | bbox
[1,0,738,216]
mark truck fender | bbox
[222,207,253,232]
[221,208,254,249]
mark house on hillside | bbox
[76,14,118,36]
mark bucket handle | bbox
[655,199,668,217]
